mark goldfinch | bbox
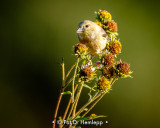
[77,20,108,55]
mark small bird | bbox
[77,20,108,55]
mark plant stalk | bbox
[53,58,65,128]
[72,93,105,127]
[62,84,78,122]
[66,81,81,121]
[78,77,118,119]
[65,64,76,81]
[72,91,101,120]
[72,58,80,103]
[68,81,84,128]
[72,81,84,117]
[81,93,105,117]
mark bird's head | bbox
[77,20,98,39]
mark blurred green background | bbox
[1,0,160,128]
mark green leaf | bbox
[75,115,106,121]
[68,116,81,121]
[61,91,72,95]
[83,84,96,91]
[82,59,88,65]
[75,82,96,91]
[75,81,81,84]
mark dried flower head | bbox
[97,77,111,91]
[102,54,115,67]
[102,66,116,79]
[117,62,130,75]
[106,20,118,32]
[74,43,88,56]
[80,66,94,81]
[107,20,118,32]
[97,10,112,23]
[99,10,112,20]
[109,40,122,55]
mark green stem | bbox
[72,81,84,117]
[72,58,80,103]
[62,84,79,128]
[72,76,118,123]
[77,77,118,120]
[62,58,65,87]
[72,91,101,120]
[63,77,74,89]
[111,76,118,85]
[66,81,82,122]
[65,64,76,81]
[53,58,65,128]
[73,93,105,127]
[68,81,84,128]
[81,93,105,117]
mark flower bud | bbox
[106,20,118,32]
[80,66,94,81]
[102,66,116,79]
[74,43,88,56]
[102,54,115,67]
[109,40,122,55]
[97,77,111,91]
[117,62,130,75]
[97,10,112,23]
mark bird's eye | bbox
[85,25,89,28]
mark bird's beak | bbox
[76,27,84,33]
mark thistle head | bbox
[79,65,95,81]
[74,43,88,57]
[96,10,112,23]
[116,61,132,78]
[97,77,111,92]
[106,20,118,32]
[108,40,122,55]
[102,66,116,79]
[101,54,115,67]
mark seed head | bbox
[99,10,112,20]
[102,66,116,79]
[102,54,115,67]
[109,40,122,55]
[106,20,118,32]
[97,77,111,91]
[80,66,94,81]
[97,10,112,23]
[74,43,88,56]
[117,62,130,75]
